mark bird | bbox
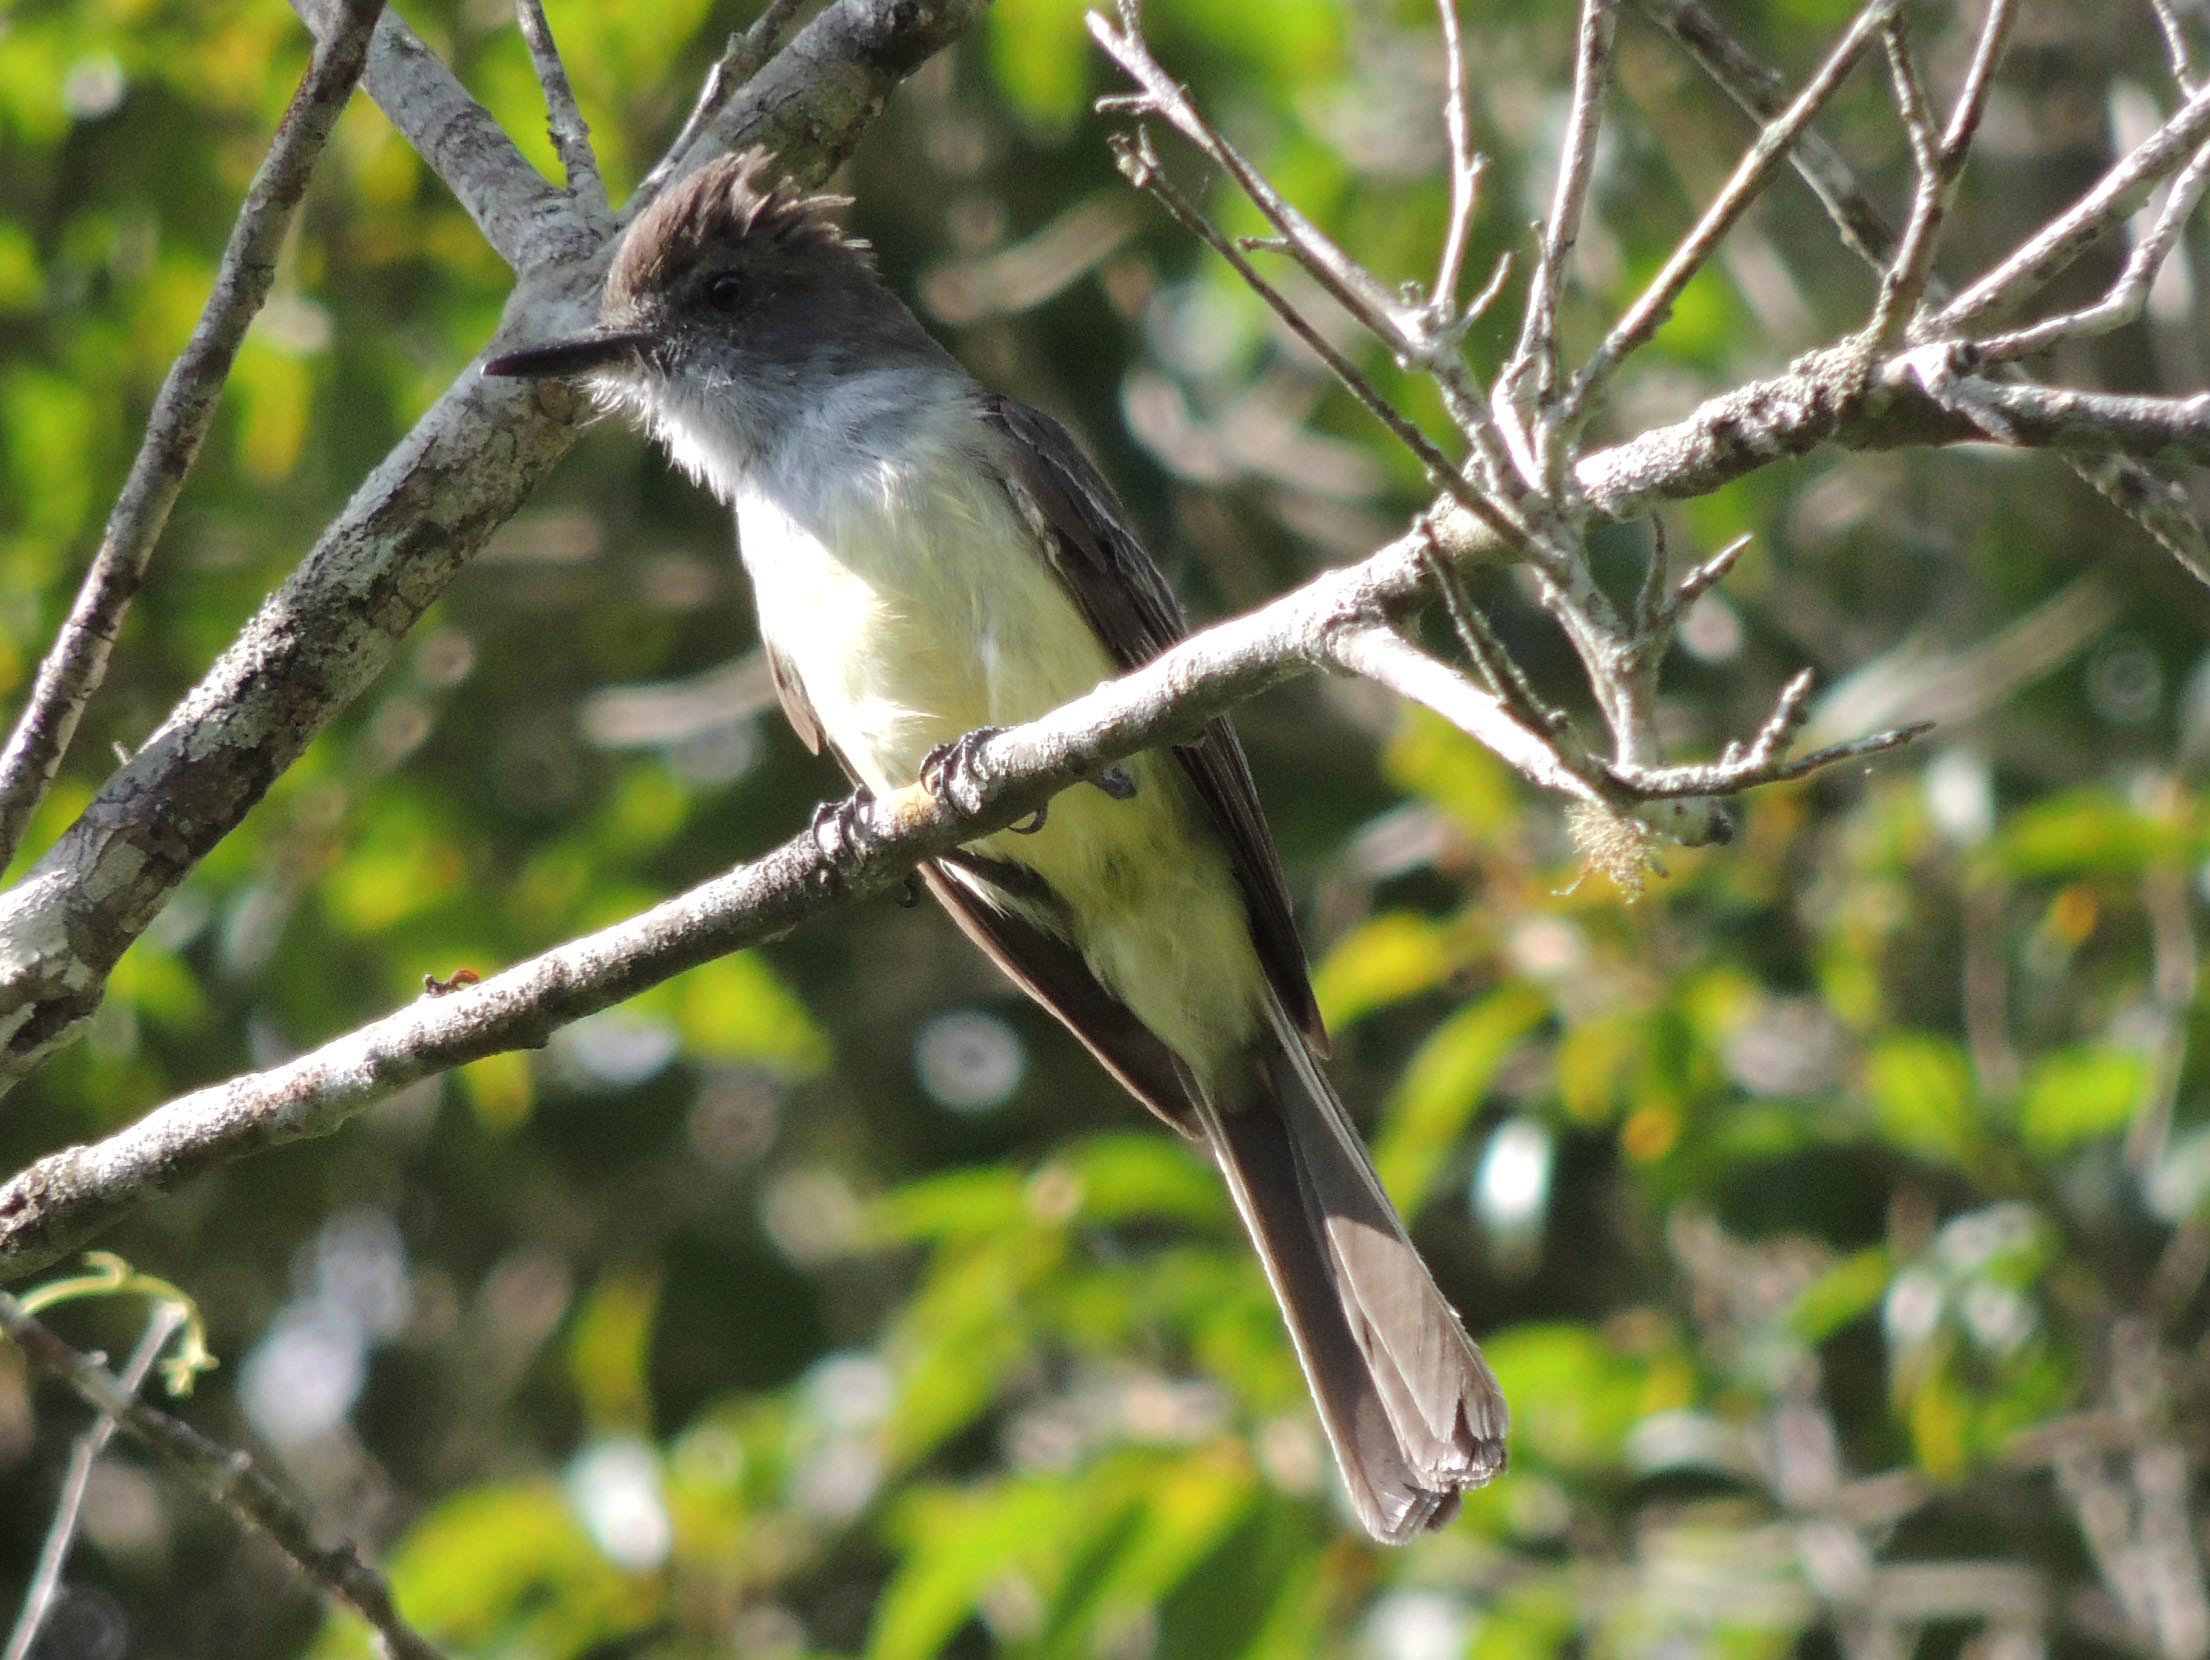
[484,150,1507,1541]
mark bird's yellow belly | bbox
[749,505,1268,1072]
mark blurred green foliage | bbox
[5,1,2210,1658]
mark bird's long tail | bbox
[1193,1001,1508,1542]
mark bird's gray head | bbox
[484,150,949,464]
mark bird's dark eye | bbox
[705,272,744,311]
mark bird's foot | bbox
[1090,764,1138,801]
[919,727,1003,819]
[808,785,878,889]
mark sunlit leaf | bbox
[1374,985,1547,1218]
[1311,910,1456,1030]
[2019,1045,2145,1154]
[674,951,830,1076]
[1863,1031,1979,1169]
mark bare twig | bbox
[1089,1,1542,527]
[0,1294,446,1660]
[1863,18,1960,351]
[1971,137,2210,363]
[1090,6,1412,358]
[0,0,385,875]
[513,0,611,224]
[2151,0,2201,95]
[1885,350,2210,466]
[1562,0,1898,424]
[1418,526,1573,743]
[1932,79,2210,339]
[1105,128,1536,555]
[291,0,566,271]
[1329,626,1605,803]
[1862,0,2016,355]
[1638,0,1901,273]
[1603,714,1933,800]
[1430,0,1486,316]
[636,0,812,213]
[3,1307,183,1660]
[1505,0,1619,424]
[1638,0,2210,587]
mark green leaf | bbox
[1481,1323,1683,1473]
[673,952,830,1077]
[1789,1247,1892,1343]
[569,1268,661,1434]
[1863,1031,1979,1168]
[1374,986,1547,1218]
[883,1232,1066,1469]
[1310,910,1456,1030]
[1987,789,2197,877]
[1062,1133,1228,1228]
[988,0,1093,126]
[1383,708,1519,839]
[871,1478,1098,1660]
[2019,1045,2145,1153]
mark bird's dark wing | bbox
[921,858,1202,1134]
[977,394,1326,1052]
[761,609,1203,1131]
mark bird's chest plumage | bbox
[735,430,1117,794]
[718,397,1266,1071]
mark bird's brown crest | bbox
[606,148,868,316]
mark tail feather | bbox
[1193,1004,1508,1543]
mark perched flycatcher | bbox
[485,151,1506,1541]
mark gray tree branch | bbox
[0,0,994,1108]
[0,0,385,875]
[4,0,2209,1321]
[0,1293,446,1659]
[291,0,575,272]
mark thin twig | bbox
[1328,625,1605,803]
[1562,0,1899,425]
[0,1294,446,1660]
[1431,0,1485,314]
[3,1307,184,1660]
[0,0,385,874]
[1862,0,2017,354]
[635,0,812,215]
[291,0,561,272]
[1091,5,1411,354]
[1089,1,1540,522]
[1638,0,2210,586]
[2151,0,2200,95]
[1932,78,2210,339]
[513,0,611,223]
[1105,128,1535,555]
[1415,525,1585,769]
[1628,531,1751,685]
[1972,136,2210,363]
[1637,0,1900,272]
[1505,0,1619,423]
[1604,715,1934,798]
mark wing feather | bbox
[977,394,1327,1052]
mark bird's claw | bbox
[919,727,1003,816]
[808,785,877,888]
[1091,765,1138,801]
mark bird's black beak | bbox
[481,329,657,380]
